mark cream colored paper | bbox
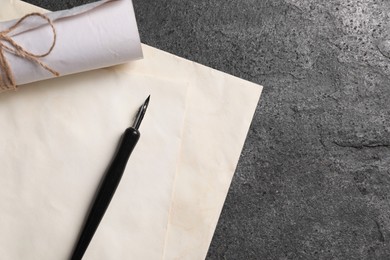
[0,0,142,86]
[0,71,188,260]
[122,46,262,259]
[3,1,263,260]
[0,4,188,257]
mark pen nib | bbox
[133,95,150,130]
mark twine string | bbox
[0,12,59,91]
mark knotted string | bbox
[0,12,59,92]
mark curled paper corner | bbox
[1,0,117,35]
[0,0,142,90]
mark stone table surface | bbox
[25,0,390,259]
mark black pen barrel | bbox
[70,127,140,260]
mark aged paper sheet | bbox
[1,1,263,259]
[0,5,188,256]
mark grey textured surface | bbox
[23,0,390,259]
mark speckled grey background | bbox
[23,0,390,259]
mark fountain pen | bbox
[70,96,150,260]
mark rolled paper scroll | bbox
[0,0,142,91]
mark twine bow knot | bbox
[0,12,59,91]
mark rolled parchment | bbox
[0,0,142,90]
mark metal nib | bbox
[132,95,150,130]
